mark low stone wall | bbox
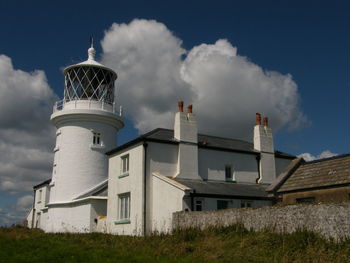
[173,203,350,240]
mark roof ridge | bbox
[145,128,253,145]
[197,133,252,144]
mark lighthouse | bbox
[46,44,124,232]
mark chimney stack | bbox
[174,101,200,180]
[253,113,276,184]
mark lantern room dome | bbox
[63,46,117,78]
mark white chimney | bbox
[254,113,276,184]
[174,101,200,180]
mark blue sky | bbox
[0,0,349,224]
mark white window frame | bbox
[121,154,129,175]
[118,193,130,220]
[225,164,236,182]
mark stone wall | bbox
[173,203,350,240]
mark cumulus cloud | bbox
[0,55,57,193]
[16,195,33,212]
[298,150,337,162]
[101,19,307,139]
[101,19,193,132]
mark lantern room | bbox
[63,46,117,105]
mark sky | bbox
[0,0,349,225]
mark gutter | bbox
[143,142,148,236]
[255,154,261,184]
[31,189,36,228]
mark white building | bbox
[102,103,293,235]
[28,44,123,233]
[27,46,294,234]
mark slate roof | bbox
[175,178,270,199]
[74,179,108,199]
[266,158,304,193]
[107,128,295,158]
[33,179,51,189]
[276,154,350,193]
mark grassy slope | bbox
[1,225,350,263]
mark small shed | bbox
[267,154,350,204]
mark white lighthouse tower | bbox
[46,43,124,232]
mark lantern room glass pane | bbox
[64,66,115,104]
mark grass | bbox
[1,225,350,263]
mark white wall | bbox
[151,175,186,233]
[198,148,259,183]
[147,142,178,178]
[46,202,92,233]
[50,121,116,203]
[32,184,50,229]
[90,199,107,232]
[106,144,145,236]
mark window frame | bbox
[195,200,203,211]
[120,154,129,177]
[118,193,130,221]
[240,200,253,208]
[225,165,235,182]
[217,200,229,210]
[92,132,101,145]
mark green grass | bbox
[1,225,350,263]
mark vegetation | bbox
[1,225,350,263]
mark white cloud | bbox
[101,19,194,132]
[298,150,337,162]
[0,55,57,193]
[16,195,33,212]
[101,19,307,139]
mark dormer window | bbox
[93,132,101,145]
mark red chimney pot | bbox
[263,117,269,127]
[178,101,184,112]
[256,113,262,126]
[187,104,193,114]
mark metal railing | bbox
[52,99,121,116]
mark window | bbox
[121,154,129,175]
[92,132,101,145]
[37,189,42,203]
[195,200,203,211]
[241,200,252,208]
[296,197,315,204]
[225,165,231,180]
[217,200,229,210]
[225,165,235,182]
[118,193,130,220]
